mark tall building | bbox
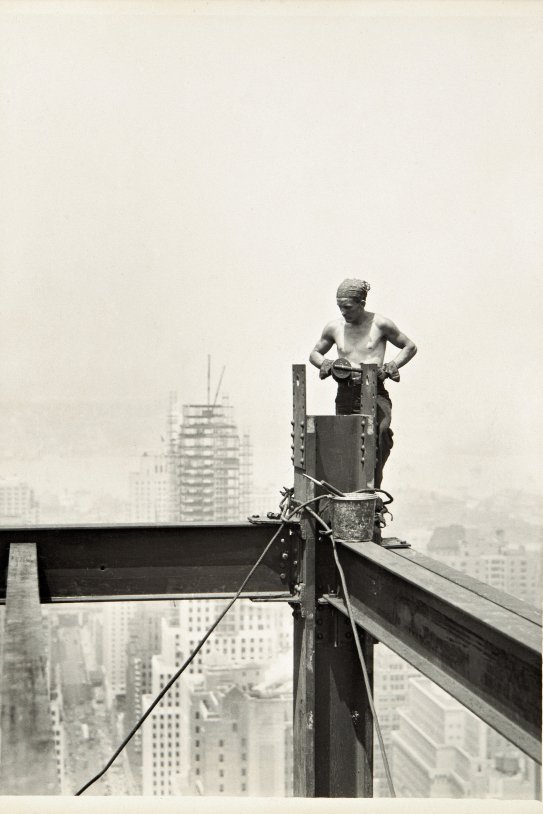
[125,603,175,787]
[128,392,252,524]
[129,452,176,523]
[188,676,293,797]
[239,431,253,521]
[102,602,138,702]
[140,596,292,794]
[392,677,487,798]
[141,622,194,797]
[177,397,251,522]
[175,598,292,677]
[0,475,39,525]
[130,385,291,796]
[373,645,421,796]
[391,676,539,799]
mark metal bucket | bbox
[329,492,376,542]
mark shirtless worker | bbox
[309,278,417,487]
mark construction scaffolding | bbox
[177,399,249,523]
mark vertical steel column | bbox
[0,543,59,794]
[292,364,376,797]
[292,364,317,795]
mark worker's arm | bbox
[379,316,417,371]
[309,323,336,378]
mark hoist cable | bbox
[75,521,288,795]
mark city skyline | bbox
[0,1,542,808]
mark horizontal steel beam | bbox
[0,523,300,602]
[325,540,542,763]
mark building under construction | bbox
[129,387,253,525]
[177,397,251,524]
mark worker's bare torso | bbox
[326,311,387,367]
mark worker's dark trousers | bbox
[335,378,393,488]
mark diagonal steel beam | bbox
[0,523,301,602]
[325,540,542,763]
[0,543,59,794]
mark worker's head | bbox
[336,278,370,323]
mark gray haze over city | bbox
[0,0,542,807]
[1,2,542,507]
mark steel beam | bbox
[292,364,376,797]
[292,365,317,796]
[0,523,300,602]
[326,540,542,763]
[0,543,59,794]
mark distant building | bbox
[429,526,541,607]
[128,392,253,524]
[184,661,292,797]
[50,666,67,793]
[175,598,292,677]
[392,677,487,798]
[141,607,292,796]
[130,388,292,797]
[125,603,176,787]
[0,475,39,525]
[102,602,138,702]
[486,747,539,799]
[239,432,253,521]
[141,647,194,796]
[392,675,539,800]
[129,453,176,523]
[177,398,251,522]
[373,645,421,796]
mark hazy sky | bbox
[1,1,542,499]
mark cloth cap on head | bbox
[336,278,371,301]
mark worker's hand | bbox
[378,361,400,382]
[319,359,334,379]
